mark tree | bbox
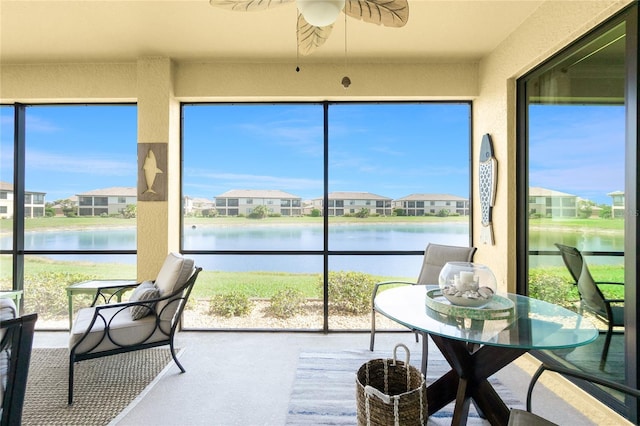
[54,198,76,217]
[599,205,612,219]
[578,200,593,219]
[310,208,321,217]
[354,208,370,218]
[248,204,269,219]
[122,204,137,219]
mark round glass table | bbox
[374,285,598,425]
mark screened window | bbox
[181,102,471,331]
[1,104,138,330]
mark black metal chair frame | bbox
[508,362,640,425]
[554,243,623,370]
[1,312,37,426]
[68,267,202,404]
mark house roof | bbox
[1,1,545,65]
[321,191,391,200]
[216,189,300,199]
[77,187,137,197]
[529,187,576,197]
[396,193,467,201]
[0,180,45,194]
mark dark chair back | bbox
[508,362,640,425]
[554,243,583,285]
[1,313,37,426]
[577,261,608,315]
[555,243,607,315]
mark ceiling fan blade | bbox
[209,0,294,12]
[344,0,409,27]
[297,14,333,56]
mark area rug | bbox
[286,349,523,425]
[22,347,177,426]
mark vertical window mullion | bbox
[13,103,26,305]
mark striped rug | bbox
[286,348,524,425]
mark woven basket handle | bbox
[364,385,392,404]
[392,343,410,366]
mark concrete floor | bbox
[35,331,602,425]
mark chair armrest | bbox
[91,283,140,306]
[92,286,176,312]
[526,363,640,413]
[594,281,624,286]
[91,267,201,314]
[371,281,416,303]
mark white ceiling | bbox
[0,0,545,64]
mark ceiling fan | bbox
[209,0,409,56]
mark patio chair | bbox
[369,243,477,351]
[1,298,37,426]
[554,243,624,370]
[508,362,640,425]
[68,252,202,404]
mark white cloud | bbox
[27,149,135,177]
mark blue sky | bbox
[529,104,625,204]
[0,102,625,205]
[182,103,471,201]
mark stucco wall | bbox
[473,0,631,292]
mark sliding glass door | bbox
[518,4,639,420]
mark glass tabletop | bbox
[374,285,599,350]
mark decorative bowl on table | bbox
[438,262,497,308]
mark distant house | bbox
[395,194,469,216]
[607,190,625,218]
[312,192,393,216]
[528,187,578,218]
[76,187,137,217]
[0,181,46,219]
[214,189,302,216]
[184,196,217,216]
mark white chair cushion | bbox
[0,298,17,321]
[0,298,17,415]
[155,253,195,296]
[155,253,195,321]
[70,306,170,354]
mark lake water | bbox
[2,223,624,275]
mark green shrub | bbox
[354,208,370,218]
[269,287,306,318]
[320,271,376,315]
[528,271,578,309]
[24,271,95,317]
[209,291,253,317]
[248,205,269,219]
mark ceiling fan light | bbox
[297,0,345,27]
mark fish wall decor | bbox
[138,143,167,201]
[479,134,497,245]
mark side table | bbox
[66,279,137,329]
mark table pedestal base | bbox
[425,332,527,426]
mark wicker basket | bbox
[356,344,427,426]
